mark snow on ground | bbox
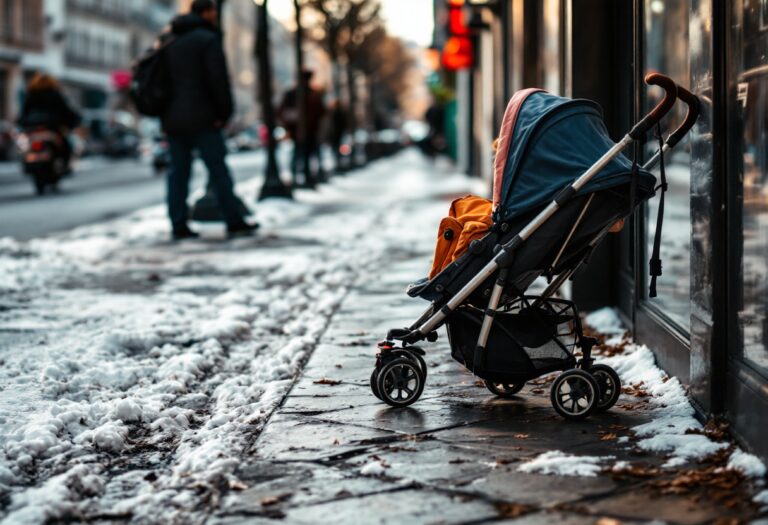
[0,151,480,523]
[588,308,765,471]
[517,451,613,477]
[517,307,768,481]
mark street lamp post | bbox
[293,0,313,188]
[256,0,292,200]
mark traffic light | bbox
[442,0,473,71]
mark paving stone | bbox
[252,413,397,462]
[213,461,395,520]
[580,490,744,525]
[275,488,499,525]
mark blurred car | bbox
[104,125,140,159]
[152,135,170,175]
[232,128,260,152]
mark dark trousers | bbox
[167,130,241,229]
[291,137,325,183]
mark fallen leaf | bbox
[313,378,342,385]
[600,433,617,441]
[514,433,529,439]
[495,503,533,518]
[261,493,292,506]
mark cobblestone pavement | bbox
[207,178,763,525]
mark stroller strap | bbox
[649,123,667,298]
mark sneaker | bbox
[172,225,200,240]
[226,220,260,238]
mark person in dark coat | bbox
[162,0,255,240]
[18,73,81,168]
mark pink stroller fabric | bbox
[492,88,545,209]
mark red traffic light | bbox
[442,36,473,70]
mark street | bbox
[0,151,269,240]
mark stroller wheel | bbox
[376,357,425,408]
[393,350,427,380]
[550,369,599,420]
[370,368,382,399]
[590,364,621,412]
[484,380,525,398]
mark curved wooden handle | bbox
[629,73,678,140]
[666,85,700,148]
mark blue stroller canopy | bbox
[494,91,655,222]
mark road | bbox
[0,151,269,240]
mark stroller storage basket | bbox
[446,296,578,383]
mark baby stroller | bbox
[369,74,700,420]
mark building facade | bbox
[0,0,45,121]
[441,0,768,461]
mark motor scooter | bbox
[18,127,71,195]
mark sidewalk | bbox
[208,256,765,524]
[0,151,765,524]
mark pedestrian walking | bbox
[162,0,256,239]
[327,100,347,173]
[277,70,327,186]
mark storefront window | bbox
[541,0,562,94]
[643,0,691,331]
[733,0,768,376]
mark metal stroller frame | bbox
[369,75,700,420]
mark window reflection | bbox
[734,0,768,375]
[644,0,691,331]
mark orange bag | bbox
[428,195,493,279]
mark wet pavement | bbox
[208,245,763,524]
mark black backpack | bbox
[130,37,175,117]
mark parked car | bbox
[0,120,15,161]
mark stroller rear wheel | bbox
[550,369,599,420]
[484,380,525,398]
[376,357,425,408]
[370,368,382,399]
[590,364,621,412]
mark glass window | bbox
[643,0,691,331]
[733,0,768,376]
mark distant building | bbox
[0,0,45,122]
[1,0,175,137]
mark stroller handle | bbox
[629,73,678,140]
[666,85,700,149]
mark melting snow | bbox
[517,451,613,477]
[587,308,765,473]
[0,152,479,523]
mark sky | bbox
[269,0,435,47]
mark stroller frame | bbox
[370,76,700,420]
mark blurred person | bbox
[278,70,326,185]
[162,0,256,240]
[327,100,347,172]
[421,100,447,158]
[17,72,81,170]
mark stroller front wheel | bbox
[484,380,525,398]
[376,357,425,408]
[550,369,600,420]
